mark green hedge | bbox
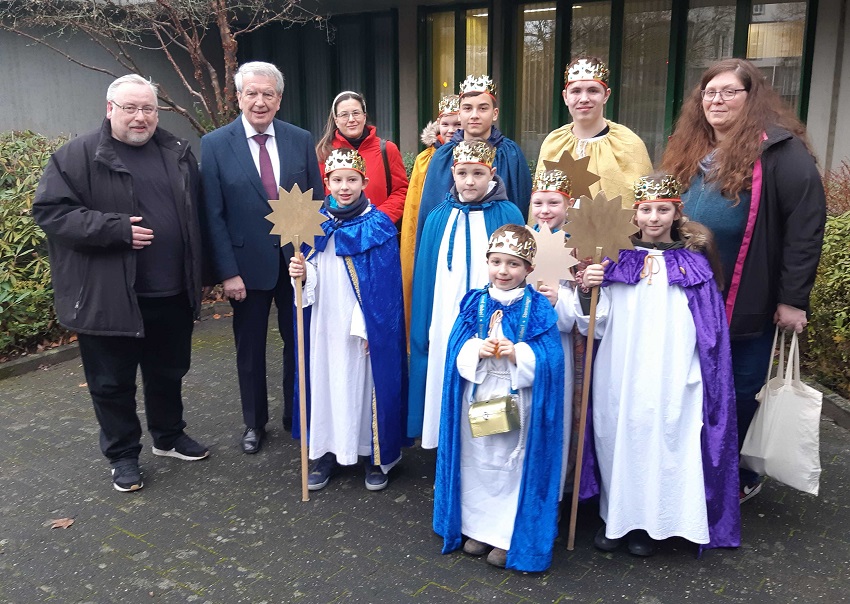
[802,161,850,398]
[0,131,68,356]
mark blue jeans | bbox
[730,324,776,485]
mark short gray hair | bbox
[235,62,284,95]
[106,74,158,102]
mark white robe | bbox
[576,248,709,543]
[553,283,577,497]
[456,286,536,550]
[420,206,491,450]
[296,225,399,472]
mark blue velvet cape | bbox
[580,248,741,553]
[407,181,524,438]
[293,201,411,463]
[414,127,532,250]
[434,285,565,572]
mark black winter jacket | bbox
[33,120,203,336]
[726,127,826,339]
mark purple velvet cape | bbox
[579,248,741,553]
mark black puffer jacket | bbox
[727,127,826,338]
[33,119,203,336]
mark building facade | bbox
[2,0,847,170]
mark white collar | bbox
[488,285,525,304]
[241,114,275,139]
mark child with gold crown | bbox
[289,148,409,493]
[433,224,564,572]
[408,140,524,449]
[576,175,740,558]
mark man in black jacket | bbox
[33,74,209,492]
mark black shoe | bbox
[282,416,293,432]
[241,427,264,454]
[152,433,210,461]
[593,526,622,552]
[111,459,143,492]
[627,530,657,557]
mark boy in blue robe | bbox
[434,225,565,571]
[414,75,532,251]
[289,149,409,491]
[408,141,524,448]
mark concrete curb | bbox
[0,301,232,381]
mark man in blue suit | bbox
[200,61,323,454]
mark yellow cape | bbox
[399,146,436,340]
[536,120,653,207]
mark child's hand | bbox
[537,283,558,307]
[582,259,611,289]
[289,254,306,282]
[479,337,498,359]
[497,338,517,364]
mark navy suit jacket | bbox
[200,117,323,290]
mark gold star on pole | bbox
[527,224,579,289]
[565,191,637,262]
[542,151,600,199]
[264,183,326,247]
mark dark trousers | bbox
[77,294,192,464]
[231,258,295,429]
[730,324,776,484]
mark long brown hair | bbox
[661,58,811,201]
[316,91,370,162]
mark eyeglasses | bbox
[700,88,747,101]
[111,102,157,116]
[336,111,364,121]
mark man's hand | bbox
[479,337,498,359]
[774,303,808,334]
[497,338,517,365]
[223,275,247,302]
[130,216,153,250]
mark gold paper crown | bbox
[565,58,610,87]
[533,169,572,197]
[438,94,460,116]
[459,74,497,98]
[487,227,537,265]
[633,175,683,205]
[453,140,497,167]
[324,148,367,175]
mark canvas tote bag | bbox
[740,328,822,495]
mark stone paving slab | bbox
[0,314,848,604]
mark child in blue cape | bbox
[434,225,565,572]
[289,148,408,492]
[408,141,524,449]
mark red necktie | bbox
[252,134,278,200]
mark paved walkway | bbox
[0,314,848,604]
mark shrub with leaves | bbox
[802,160,850,398]
[0,131,68,357]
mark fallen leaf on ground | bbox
[213,314,221,319]
[49,517,75,529]
[78,383,87,387]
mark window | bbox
[515,2,557,159]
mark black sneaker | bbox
[111,460,143,492]
[152,433,210,461]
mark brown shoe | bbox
[462,538,491,556]
[486,547,508,568]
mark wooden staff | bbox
[567,246,602,550]
[293,235,310,502]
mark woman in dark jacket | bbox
[662,58,826,503]
[316,91,409,224]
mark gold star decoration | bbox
[564,191,637,262]
[527,224,579,289]
[542,151,600,199]
[264,183,326,247]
